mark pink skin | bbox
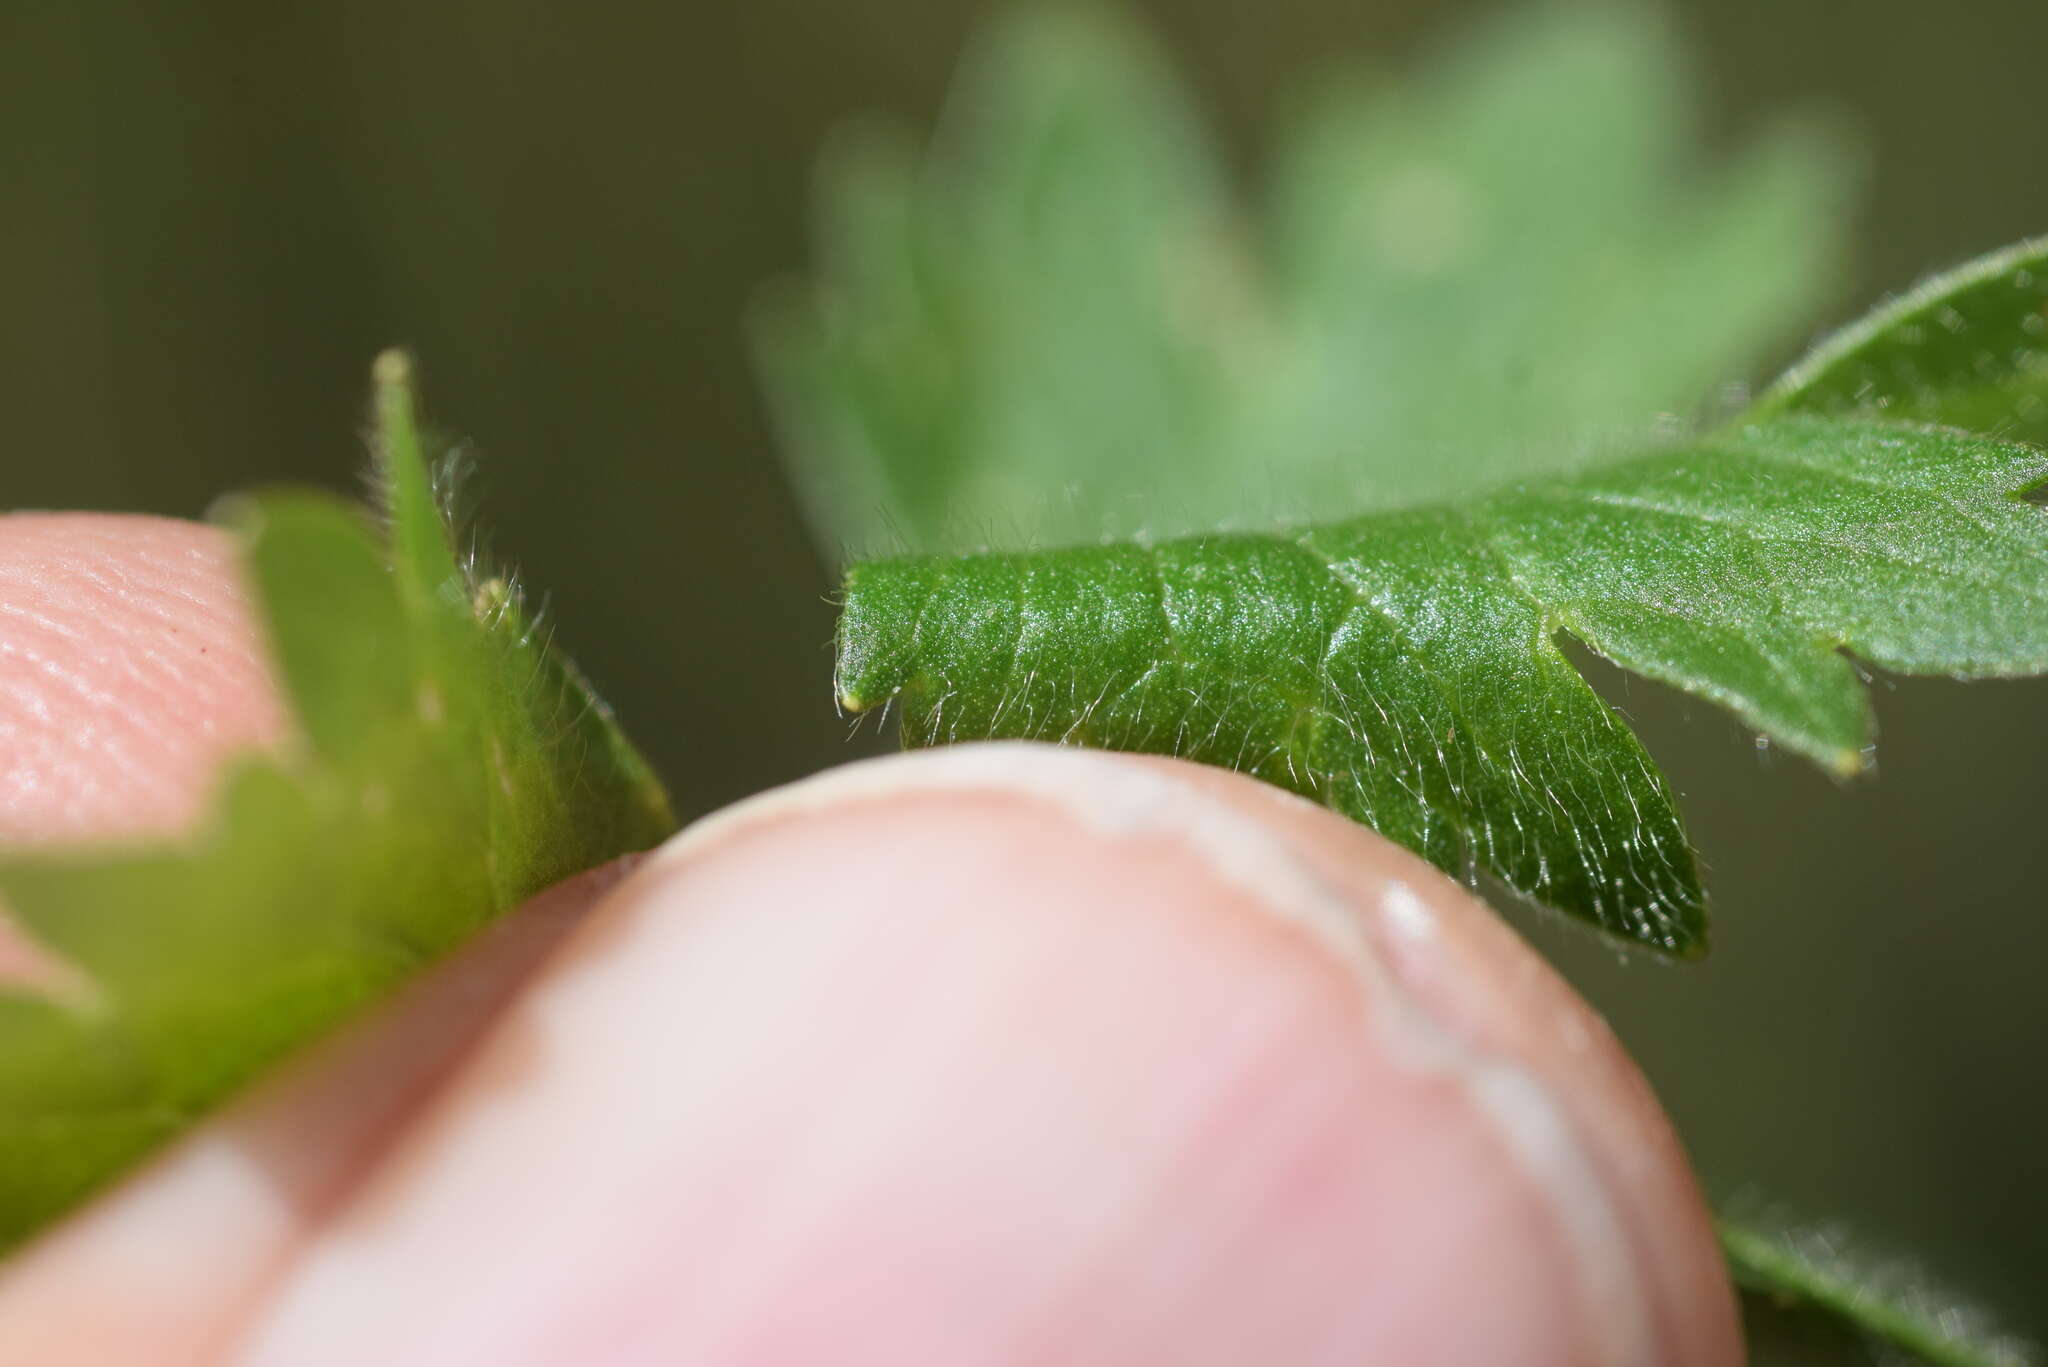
[0,513,1742,1366]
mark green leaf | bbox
[1722,1216,2040,1367]
[0,353,674,1250]
[1756,236,2048,447]
[755,2,1857,556]
[834,416,2048,954]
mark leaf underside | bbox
[0,355,675,1250]
[836,416,2048,956]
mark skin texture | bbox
[0,515,288,844]
[0,512,1742,1365]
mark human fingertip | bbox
[0,513,285,848]
[237,744,1735,1366]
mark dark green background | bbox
[4,0,2042,1338]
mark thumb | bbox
[237,744,1740,1366]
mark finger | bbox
[1107,754,1738,1363]
[0,514,623,1362]
[235,743,1740,1367]
[0,513,287,985]
[0,513,286,848]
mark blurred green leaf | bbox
[756,1,1858,556]
[1724,1216,2039,1367]
[1757,236,2048,446]
[0,354,674,1250]
[835,415,2048,954]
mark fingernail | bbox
[235,744,1727,1366]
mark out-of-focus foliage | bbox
[755,2,1857,557]
[0,357,674,1250]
